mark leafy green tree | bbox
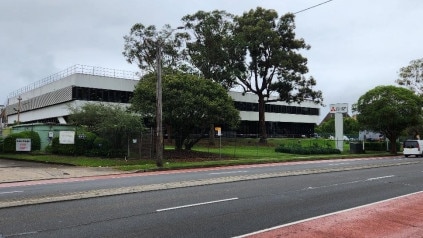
[183,8,323,143]
[68,103,144,152]
[395,58,423,95]
[182,10,242,90]
[353,85,423,154]
[182,10,243,145]
[131,71,240,150]
[316,117,359,135]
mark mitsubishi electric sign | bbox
[329,103,348,113]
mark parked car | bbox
[403,140,423,157]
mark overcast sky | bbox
[1,0,422,121]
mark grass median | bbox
[0,138,394,172]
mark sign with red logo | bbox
[16,138,31,152]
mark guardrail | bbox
[8,65,139,98]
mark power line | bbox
[294,0,334,14]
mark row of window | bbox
[72,87,133,103]
[234,101,319,116]
[71,87,319,116]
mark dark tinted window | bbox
[404,141,418,148]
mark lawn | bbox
[0,138,392,172]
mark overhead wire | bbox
[294,0,334,14]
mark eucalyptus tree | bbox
[395,58,423,95]
[123,24,188,72]
[183,7,323,143]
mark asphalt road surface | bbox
[1,156,423,237]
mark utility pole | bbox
[154,26,183,167]
[155,44,163,167]
[17,95,22,125]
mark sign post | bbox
[329,103,348,152]
[215,127,222,159]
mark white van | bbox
[403,140,423,157]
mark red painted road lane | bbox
[242,191,423,238]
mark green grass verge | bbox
[0,138,394,171]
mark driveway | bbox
[0,158,124,183]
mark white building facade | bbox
[4,65,320,138]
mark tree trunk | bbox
[258,94,267,143]
[387,134,397,154]
[209,124,215,145]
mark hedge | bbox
[3,131,41,153]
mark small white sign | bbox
[16,138,31,152]
[329,103,348,113]
[59,131,75,144]
[215,127,222,136]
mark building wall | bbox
[4,66,321,138]
[12,124,75,150]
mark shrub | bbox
[275,143,341,155]
[3,131,41,153]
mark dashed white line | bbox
[209,171,249,175]
[0,190,23,195]
[328,162,351,166]
[156,197,239,212]
[366,175,395,181]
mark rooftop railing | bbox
[8,64,139,98]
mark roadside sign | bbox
[59,131,75,144]
[16,138,31,152]
[215,127,222,136]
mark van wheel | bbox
[405,155,409,158]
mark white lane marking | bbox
[328,162,351,166]
[157,197,239,212]
[234,191,423,238]
[366,175,395,181]
[209,171,249,175]
[0,190,23,195]
[305,175,395,190]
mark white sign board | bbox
[16,138,31,152]
[329,103,348,113]
[59,131,75,144]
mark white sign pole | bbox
[330,103,348,152]
[335,112,344,151]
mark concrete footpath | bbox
[0,159,126,183]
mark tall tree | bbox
[182,10,245,145]
[183,8,323,143]
[395,58,423,138]
[395,58,423,95]
[182,10,244,90]
[122,24,187,73]
[131,71,240,150]
[234,8,323,143]
[353,85,423,154]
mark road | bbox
[1,156,423,237]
